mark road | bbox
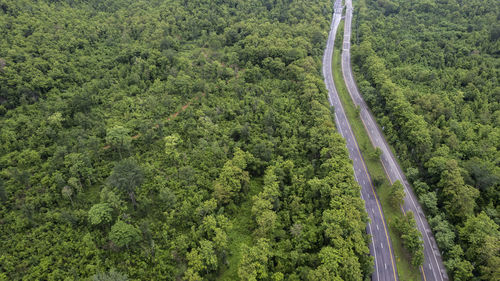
[322,1,398,280]
[340,0,449,280]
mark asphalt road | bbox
[340,0,449,280]
[322,1,398,280]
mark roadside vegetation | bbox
[332,21,421,281]
[352,0,499,280]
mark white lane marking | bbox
[340,1,445,275]
[376,224,379,230]
[389,153,444,281]
[368,219,380,281]
[381,242,384,249]
[323,5,383,281]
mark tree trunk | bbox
[129,191,137,209]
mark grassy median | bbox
[331,21,421,281]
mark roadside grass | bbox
[331,22,420,281]
[217,178,262,280]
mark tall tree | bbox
[394,212,424,267]
[106,126,131,159]
[439,160,479,222]
[107,158,144,207]
[109,220,141,250]
[88,203,113,227]
[213,149,251,205]
[238,239,271,281]
[389,180,405,208]
[459,212,500,280]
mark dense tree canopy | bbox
[352,0,499,279]
[0,0,372,279]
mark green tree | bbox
[213,149,251,205]
[419,191,438,216]
[308,247,343,281]
[238,239,271,281]
[164,134,182,164]
[255,210,278,238]
[459,212,500,280]
[106,126,131,159]
[109,220,141,250]
[107,158,144,207]
[405,167,419,184]
[64,152,94,187]
[389,180,405,208]
[372,147,382,160]
[429,215,455,253]
[394,212,424,267]
[100,186,126,212]
[443,245,474,281]
[439,160,479,222]
[184,240,219,277]
[88,203,113,226]
[68,177,82,194]
[183,269,202,281]
[199,240,218,272]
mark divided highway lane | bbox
[322,1,398,280]
[341,0,448,280]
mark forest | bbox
[351,0,499,280]
[0,0,373,280]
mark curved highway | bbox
[322,1,398,280]
[340,0,449,280]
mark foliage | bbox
[0,0,372,279]
[88,203,113,226]
[109,220,141,249]
[458,212,500,280]
[213,149,251,205]
[237,238,271,281]
[107,158,144,207]
[389,180,405,208]
[393,212,424,268]
[353,0,499,278]
[106,126,131,159]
